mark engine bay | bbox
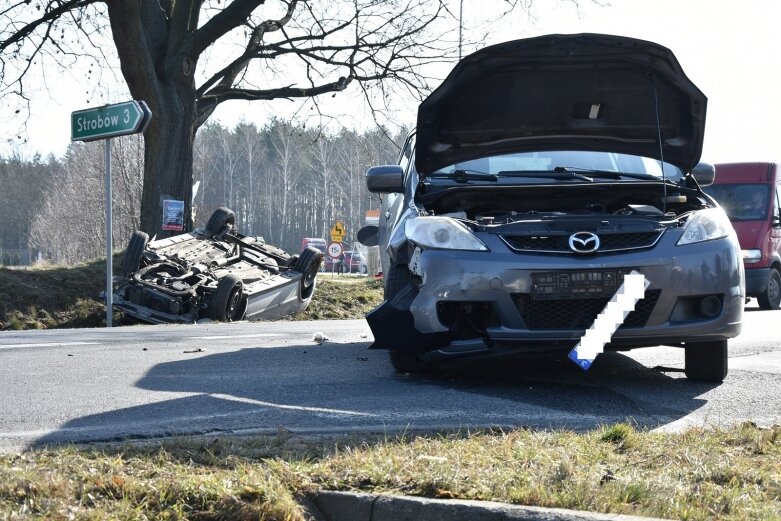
[417,181,712,231]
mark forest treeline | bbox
[0,120,404,265]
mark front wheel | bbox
[757,268,781,310]
[389,351,432,373]
[122,230,149,274]
[684,340,728,382]
[385,264,433,374]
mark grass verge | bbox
[0,260,382,330]
[2,423,780,520]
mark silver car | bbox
[362,34,744,382]
[113,207,323,324]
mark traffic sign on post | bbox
[327,242,343,259]
[330,220,346,243]
[71,100,152,328]
[71,100,152,142]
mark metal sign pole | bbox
[70,100,152,328]
[105,138,113,327]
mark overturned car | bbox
[113,207,323,324]
[363,34,744,382]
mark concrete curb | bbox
[310,491,667,521]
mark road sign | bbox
[330,220,346,243]
[71,100,152,142]
[327,242,343,259]
[70,100,153,327]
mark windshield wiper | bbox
[551,166,660,181]
[429,169,498,182]
[497,169,594,182]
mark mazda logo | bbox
[569,231,600,253]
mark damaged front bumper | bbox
[368,232,744,359]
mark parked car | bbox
[113,207,323,324]
[706,163,781,309]
[360,33,743,382]
[301,237,326,253]
[341,251,368,274]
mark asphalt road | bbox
[0,303,778,452]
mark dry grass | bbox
[0,256,121,331]
[294,277,384,320]
[0,260,382,330]
[2,423,780,520]
[301,422,781,520]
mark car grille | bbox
[501,231,663,254]
[511,289,662,330]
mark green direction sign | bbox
[71,100,151,142]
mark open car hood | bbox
[415,33,707,175]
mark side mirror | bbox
[691,162,715,187]
[366,165,404,193]
[357,225,379,247]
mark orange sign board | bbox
[330,220,346,242]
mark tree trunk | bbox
[106,1,197,237]
[139,85,196,236]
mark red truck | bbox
[707,163,781,309]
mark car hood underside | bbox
[415,33,707,174]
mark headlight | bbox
[742,249,762,263]
[405,216,488,251]
[676,209,733,246]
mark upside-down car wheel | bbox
[293,247,323,300]
[122,230,149,274]
[205,207,236,236]
[211,274,246,321]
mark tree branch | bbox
[196,74,354,123]
[196,0,300,98]
[0,0,100,53]
[183,0,267,59]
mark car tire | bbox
[205,207,236,236]
[359,265,368,275]
[341,263,350,274]
[122,230,148,274]
[384,263,414,300]
[757,268,781,310]
[389,351,432,373]
[684,340,728,382]
[293,247,323,300]
[385,264,432,373]
[211,274,245,322]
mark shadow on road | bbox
[30,340,717,448]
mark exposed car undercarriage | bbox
[113,208,323,324]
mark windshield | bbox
[703,183,770,221]
[432,150,683,179]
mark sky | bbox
[4,0,780,164]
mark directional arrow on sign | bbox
[71,101,152,142]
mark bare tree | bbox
[1,0,459,236]
[29,138,141,263]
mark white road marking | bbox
[0,393,375,441]
[0,341,99,350]
[189,333,283,340]
[209,393,375,417]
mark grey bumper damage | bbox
[367,282,451,353]
[367,233,744,357]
